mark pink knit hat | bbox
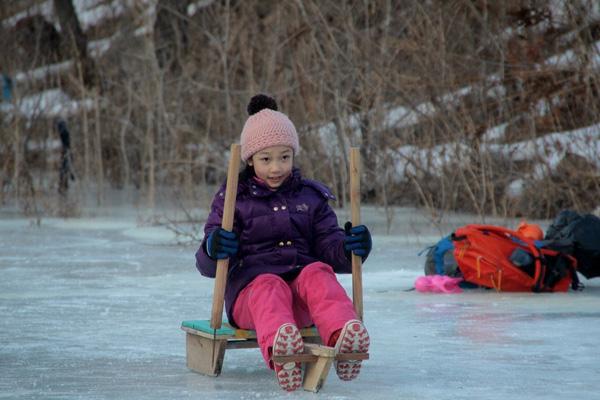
[240,94,299,162]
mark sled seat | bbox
[181,319,368,392]
[181,319,321,345]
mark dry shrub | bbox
[518,153,600,218]
[1,0,599,221]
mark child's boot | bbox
[334,319,370,381]
[272,323,304,391]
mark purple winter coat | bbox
[195,168,352,327]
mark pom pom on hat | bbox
[240,94,299,162]
[247,94,278,115]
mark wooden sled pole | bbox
[210,143,241,330]
[349,147,363,321]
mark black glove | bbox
[344,221,372,260]
[206,228,239,260]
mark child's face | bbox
[248,145,294,189]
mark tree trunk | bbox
[53,0,96,87]
[94,90,104,205]
[12,114,22,209]
[146,109,156,210]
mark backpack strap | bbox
[562,255,584,291]
[531,252,546,292]
[537,240,582,291]
[535,238,575,253]
[570,265,584,290]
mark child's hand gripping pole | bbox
[349,147,364,321]
[210,144,241,330]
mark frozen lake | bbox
[1,205,599,399]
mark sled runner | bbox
[181,145,368,392]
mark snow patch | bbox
[391,122,600,182]
[1,0,57,30]
[134,24,152,37]
[545,40,600,69]
[14,61,74,83]
[26,139,61,152]
[76,0,128,30]
[88,36,114,57]
[487,122,600,171]
[4,89,95,119]
[391,142,472,179]
[187,0,216,16]
[506,178,525,198]
[481,123,508,142]
[383,105,422,130]
[534,99,550,116]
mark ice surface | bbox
[1,206,599,399]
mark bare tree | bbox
[53,0,96,87]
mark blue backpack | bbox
[423,236,459,276]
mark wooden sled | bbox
[181,319,369,392]
[181,145,367,392]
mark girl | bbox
[195,94,372,391]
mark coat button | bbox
[278,242,284,247]
[286,240,292,246]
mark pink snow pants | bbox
[232,261,358,368]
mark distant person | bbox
[1,73,12,102]
[195,94,372,391]
[55,118,75,194]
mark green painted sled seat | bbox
[181,319,320,341]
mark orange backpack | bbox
[451,224,578,292]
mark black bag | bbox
[545,210,600,279]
